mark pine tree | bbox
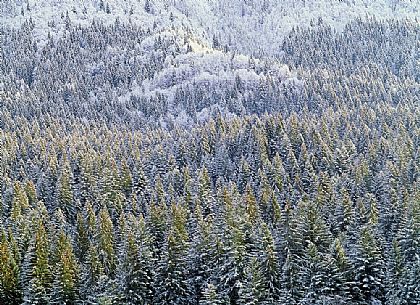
[300,241,349,304]
[144,0,152,14]
[237,257,262,305]
[244,184,259,224]
[259,223,280,303]
[21,220,52,305]
[276,202,296,303]
[299,141,316,195]
[117,214,154,305]
[200,283,224,305]
[57,160,75,222]
[75,211,89,262]
[155,204,191,304]
[0,231,21,305]
[198,166,214,217]
[24,180,37,207]
[386,239,405,305]
[82,243,102,298]
[120,160,133,197]
[351,225,386,303]
[298,199,332,253]
[149,198,168,260]
[270,153,285,194]
[190,203,220,303]
[98,207,116,276]
[11,182,29,221]
[217,190,248,305]
[392,197,420,304]
[50,231,79,304]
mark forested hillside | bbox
[0,1,419,305]
[1,0,419,54]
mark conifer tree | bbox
[351,225,386,303]
[217,191,248,305]
[259,223,280,303]
[75,211,89,262]
[198,167,214,217]
[200,283,223,305]
[120,160,133,197]
[190,203,219,303]
[57,161,74,221]
[50,231,79,304]
[11,182,29,221]
[144,0,152,14]
[0,231,21,305]
[21,220,52,305]
[98,207,116,276]
[155,204,191,304]
[117,214,154,305]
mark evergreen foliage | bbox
[0,13,418,305]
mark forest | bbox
[0,10,419,305]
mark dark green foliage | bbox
[0,17,418,305]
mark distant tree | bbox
[212,34,220,49]
[145,0,152,14]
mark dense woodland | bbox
[0,16,419,305]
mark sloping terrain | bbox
[0,2,419,305]
[1,0,419,54]
[1,0,417,126]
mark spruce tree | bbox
[155,204,191,304]
[351,225,386,303]
[0,231,21,305]
[50,231,79,304]
[98,207,116,276]
[21,220,52,305]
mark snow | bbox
[1,0,419,56]
[1,0,416,125]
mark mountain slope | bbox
[1,0,419,55]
